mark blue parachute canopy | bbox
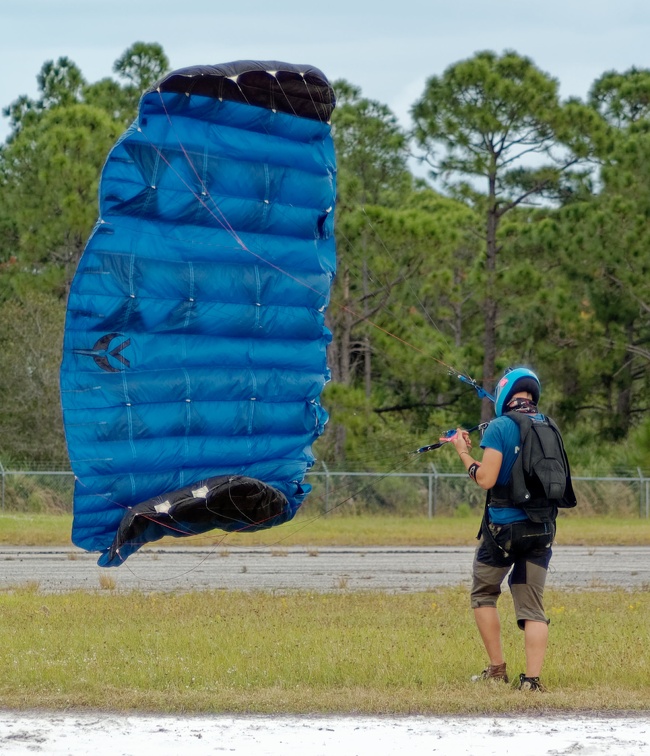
[60,61,337,566]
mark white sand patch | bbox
[0,712,648,755]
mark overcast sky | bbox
[1,0,649,142]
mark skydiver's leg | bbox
[509,551,552,679]
[470,542,511,676]
[523,619,548,678]
[473,606,505,665]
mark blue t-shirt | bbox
[480,413,545,524]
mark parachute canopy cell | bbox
[60,61,337,567]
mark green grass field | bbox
[2,512,650,547]
[0,587,648,714]
[0,514,648,715]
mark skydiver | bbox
[442,367,575,692]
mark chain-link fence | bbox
[305,469,650,518]
[1,464,649,518]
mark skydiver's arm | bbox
[468,447,502,489]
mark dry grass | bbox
[98,573,116,591]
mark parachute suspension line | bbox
[137,119,312,295]
[145,97,467,378]
[152,94,493,414]
[271,71,329,124]
[267,72,300,120]
[359,207,457,353]
[115,456,372,580]
[226,69,331,125]
[351,209,491,397]
[119,546,221,583]
[71,478,318,580]
[215,432,498,551]
[226,70,320,124]
[127,449,424,561]
[153,91,248,250]
[331,221,455,382]
[457,374,495,402]
[120,448,423,577]
[84,420,476,578]
[296,72,329,123]
[73,474,293,541]
[140,127,330,301]
[227,74,253,108]
[72,63,456,568]
[413,422,489,454]
[76,415,439,559]
[153,92,298,256]
[250,453,421,547]
[145,105,497,408]
[323,206,490,397]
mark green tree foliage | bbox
[520,68,650,444]
[0,45,169,283]
[94,41,170,125]
[551,119,650,440]
[0,105,122,287]
[589,67,650,127]
[83,78,140,128]
[329,81,413,389]
[326,82,471,460]
[327,199,452,461]
[411,50,597,420]
[3,42,169,138]
[4,57,87,137]
[37,57,85,109]
[2,44,650,473]
[0,291,67,465]
[332,79,413,206]
[328,83,484,460]
[113,41,169,91]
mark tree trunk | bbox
[481,178,499,422]
[613,322,635,438]
[362,257,372,397]
[339,267,352,385]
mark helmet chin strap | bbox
[506,397,538,414]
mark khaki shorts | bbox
[470,520,554,629]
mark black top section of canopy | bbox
[149,60,336,121]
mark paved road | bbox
[0,545,648,593]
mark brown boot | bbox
[471,662,509,683]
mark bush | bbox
[2,473,73,513]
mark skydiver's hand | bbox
[440,428,472,455]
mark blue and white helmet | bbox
[494,367,541,417]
